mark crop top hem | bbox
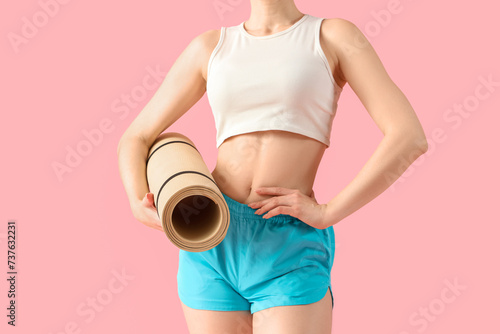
[216,127,330,149]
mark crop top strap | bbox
[314,18,336,86]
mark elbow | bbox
[406,134,428,155]
[117,132,148,156]
[389,128,428,155]
[411,131,428,154]
[418,137,429,153]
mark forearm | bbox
[324,131,427,226]
[117,135,151,208]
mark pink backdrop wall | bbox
[1,0,498,333]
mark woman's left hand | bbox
[247,187,329,229]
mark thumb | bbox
[143,192,155,208]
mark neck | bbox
[246,0,303,32]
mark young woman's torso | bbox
[201,18,346,205]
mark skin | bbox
[117,0,428,333]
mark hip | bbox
[179,191,335,286]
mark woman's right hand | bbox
[132,192,164,232]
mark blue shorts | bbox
[177,191,335,314]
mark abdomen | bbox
[212,130,326,204]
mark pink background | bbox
[1,0,499,333]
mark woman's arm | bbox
[322,18,428,226]
[117,29,218,229]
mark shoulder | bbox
[320,17,373,56]
[320,17,367,46]
[320,17,362,36]
[190,29,222,53]
[182,29,222,61]
[188,29,223,79]
[178,29,222,62]
[319,18,375,81]
[321,17,359,32]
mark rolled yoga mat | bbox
[145,132,230,252]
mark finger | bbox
[255,187,296,196]
[262,205,295,219]
[249,188,297,207]
[149,209,160,224]
[149,193,157,208]
[250,193,291,210]
[143,193,155,208]
[150,224,163,232]
[147,192,154,203]
[254,196,294,215]
[149,214,162,230]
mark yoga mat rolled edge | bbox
[145,132,230,252]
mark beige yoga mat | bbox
[145,132,230,252]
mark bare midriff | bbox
[211,130,327,205]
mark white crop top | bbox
[206,13,343,148]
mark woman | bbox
[117,0,428,333]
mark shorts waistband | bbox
[221,191,302,224]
